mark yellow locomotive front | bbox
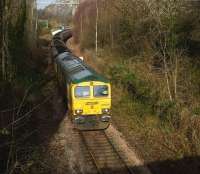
[54,51,112,130]
[70,81,111,130]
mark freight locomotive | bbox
[51,29,111,130]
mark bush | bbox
[156,100,180,128]
[193,107,200,116]
[109,64,158,116]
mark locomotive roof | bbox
[55,52,109,84]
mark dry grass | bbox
[78,47,200,166]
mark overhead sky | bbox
[37,0,57,9]
[37,0,81,9]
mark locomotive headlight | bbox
[75,116,85,124]
[101,115,111,122]
[102,108,110,114]
[75,109,83,115]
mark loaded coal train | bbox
[51,29,112,131]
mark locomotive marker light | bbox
[75,109,83,115]
[102,108,110,114]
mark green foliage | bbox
[193,107,200,116]
[109,62,183,125]
[190,63,200,97]
[118,94,152,118]
[109,64,158,117]
[156,100,178,123]
[74,0,200,162]
[38,20,48,29]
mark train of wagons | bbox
[51,28,112,131]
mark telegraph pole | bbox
[95,0,98,56]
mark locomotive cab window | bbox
[94,85,109,97]
[75,86,90,98]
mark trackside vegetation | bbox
[0,0,46,173]
[73,0,200,172]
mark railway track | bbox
[80,130,135,174]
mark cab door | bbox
[67,83,73,119]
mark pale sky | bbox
[37,0,80,9]
[37,0,57,9]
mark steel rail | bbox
[80,131,135,174]
[80,131,103,174]
[103,131,135,174]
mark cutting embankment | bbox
[45,28,151,173]
[72,1,200,174]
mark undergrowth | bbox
[0,1,47,173]
[83,49,200,163]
